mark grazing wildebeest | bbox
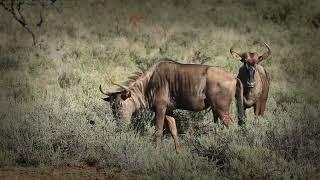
[100,59,244,153]
[230,42,271,116]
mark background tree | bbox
[0,0,56,46]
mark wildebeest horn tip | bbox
[230,43,241,59]
[261,42,271,59]
[99,84,110,95]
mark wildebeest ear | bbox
[121,90,131,100]
[257,55,265,63]
[102,97,110,102]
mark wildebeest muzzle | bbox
[246,65,256,88]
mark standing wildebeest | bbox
[230,42,271,116]
[100,59,244,152]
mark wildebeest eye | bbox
[250,62,256,67]
[120,90,131,100]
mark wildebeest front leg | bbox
[259,99,267,116]
[254,101,261,115]
[165,115,180,153]
[155,106,166,151]
[243,108,248,118]
[212,109,219,123]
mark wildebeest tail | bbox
[235,78,245,125]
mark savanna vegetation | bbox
[0,0,319,178]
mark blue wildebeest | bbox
[230,42,271,116]
[100,60,244,153]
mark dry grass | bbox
[0,0,319,178]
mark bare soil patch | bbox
[0,165,137,180]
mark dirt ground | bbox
[0,165,137,180]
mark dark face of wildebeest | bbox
[99,84,135,127]
[230,42,271,88]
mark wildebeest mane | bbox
[118,59,179,109]
[124,59,179,88]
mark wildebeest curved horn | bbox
[260,42,271,60]
[110,80,130,92]
[230,44,241,60]
[99,84,111,96]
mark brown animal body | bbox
[129,12,144,26]
[230,42,271,116]
[100,59,244,152]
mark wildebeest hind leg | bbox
[216,109,232,128]
[165,115,180,154]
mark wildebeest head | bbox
[230,42,271,88]
[99,82,134,127]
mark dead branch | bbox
[0,0,55,46]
